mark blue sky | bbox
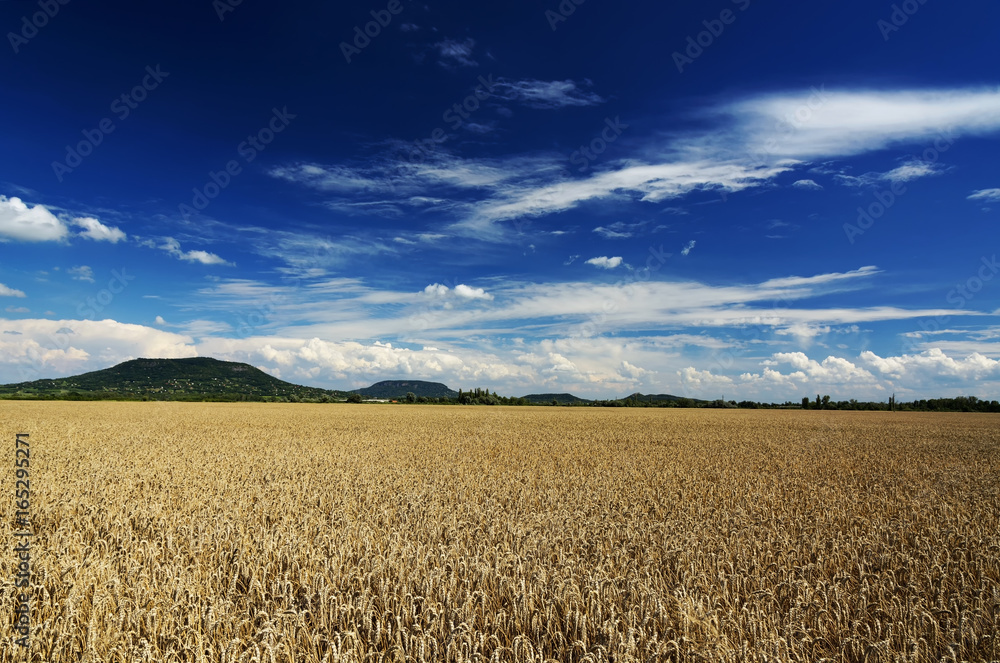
[1,0,999,400]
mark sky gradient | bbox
[1,0,999,400]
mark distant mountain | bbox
[352,380,459,400]
[625,392,690,403]
[521,393,592,405]
[0,357,346,401]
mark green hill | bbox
[0,357,347,401]
[521,393,592,405]
[352,380,458,400]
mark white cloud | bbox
[729,87,1000,161]
[593,221,644,239]
[761,352,878,384]
[68,265,95,283]
[159,237,233,266]
[678,366,733,388]
[268,87,1000,238]
[0,196,69,242]
[462,160,790,229]
[453,284,493,300]
[585,256,623,269]
[492,78,605,109]
[680,240,696,256]
[880,160,943,183]
[155,315,167,325]
[0,318,197,384]
[5,306,29,313]
[72,216,126,243]
[620,360,649,379]
[593,226,632,239]
[422,283,493,301]
[424,283,450,297]
[0,283,26,298]
[434,38,477,67]
[968,188,1000,203]
[792,179,823,190]
[860,348,1000,381]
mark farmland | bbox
[1,403,998,662]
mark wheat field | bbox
[1,402,998,662]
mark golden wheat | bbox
[1,402,998,662]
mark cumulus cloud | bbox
[454,284,493,300]
[585,256,623,269]
[792,179,823,190]
[0,196,69,242]
[760,352,878,384]
[620,360,649,379]
[423,283,493,300]
[678,366,733,387]
[72,216,126,243]
[860,348,1000,381]
[0,318,197,383]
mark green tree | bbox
[406,392,416,403]
[346,393,363,403]
[801,396,810,410]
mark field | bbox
[1,403,998,662]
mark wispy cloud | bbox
[493,78,605,109]
[435,38,478,68]
[268,87,1000,239]
[725,87,1000,161]
[680,240,696,256]
[0,283,26,298]
[593,222,640,239]
[158,237,233,266]
[968,188,1000,203]
[68,265,95,283]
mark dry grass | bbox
[1,402,998,662]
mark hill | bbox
[0,357,346,401]
[625,392,690,403]
[521,393,593,405]
[352,380,459,400]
